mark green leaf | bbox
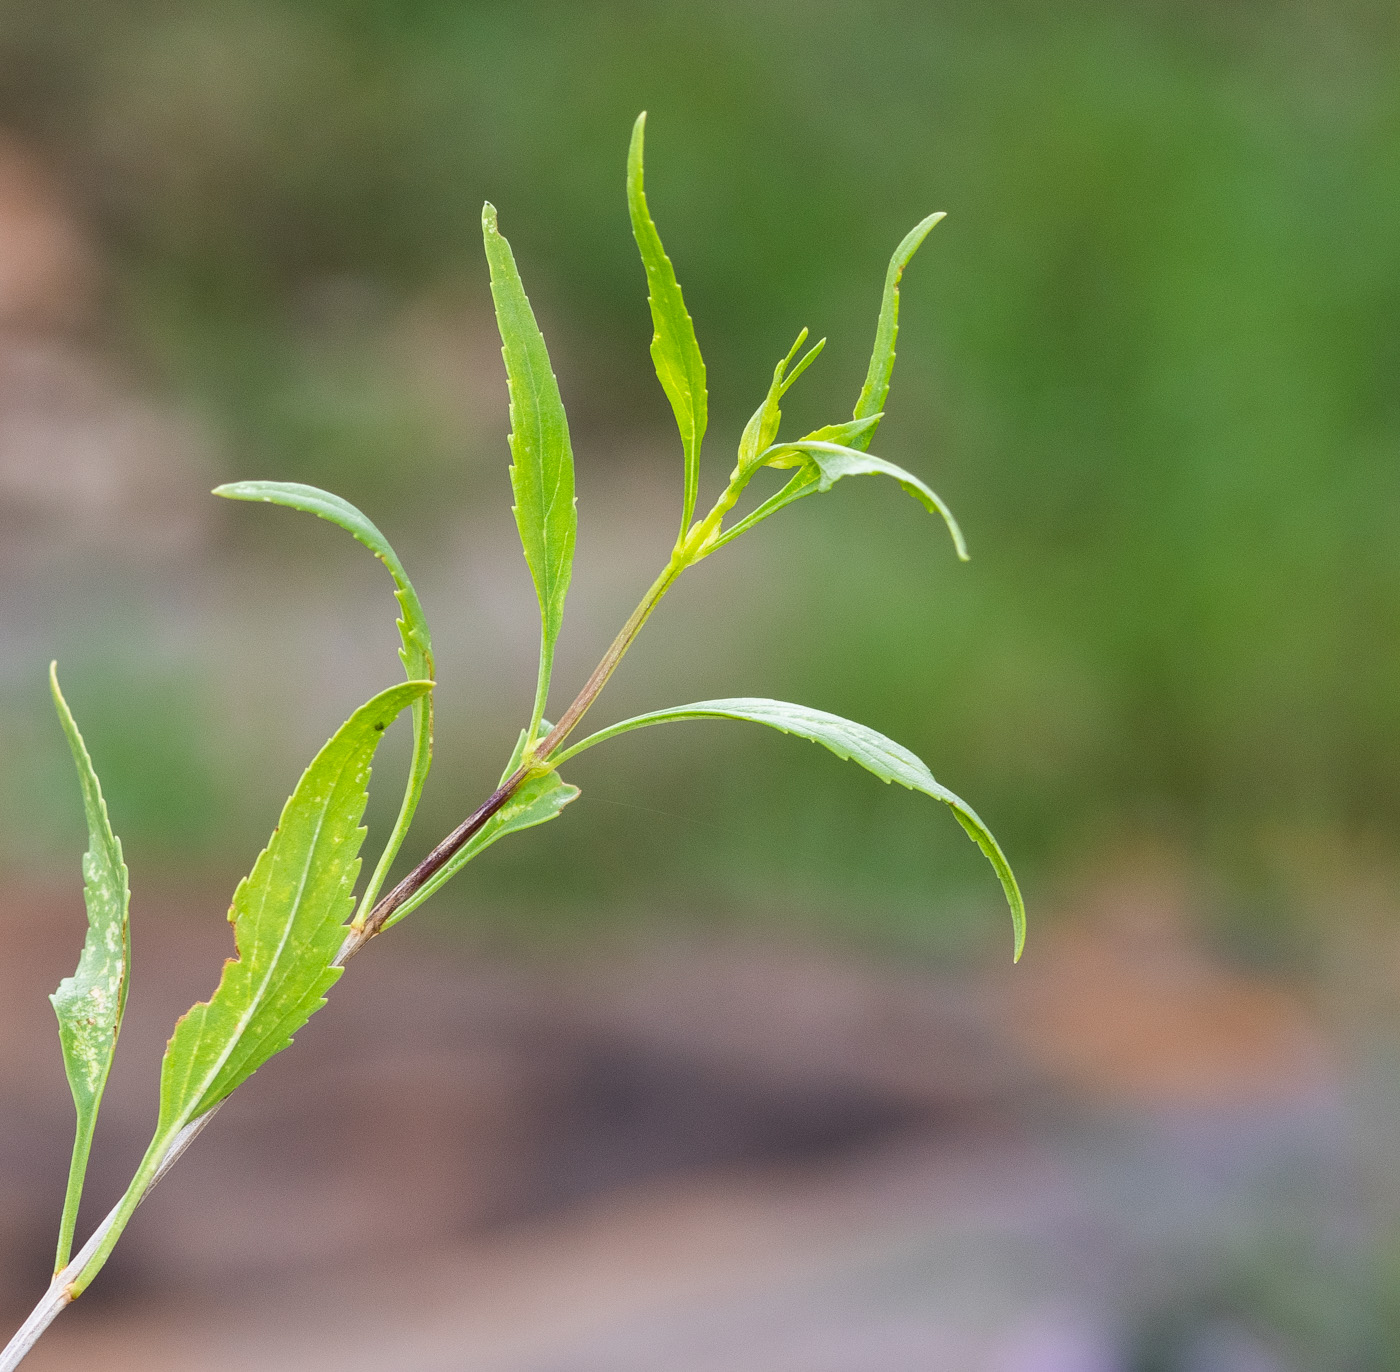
[852,212,945,450]
[780,336,826,397]
[736,330,825,474]
[212,481,436,922]
[763,415,882,469]
[48,664,131,1272]
[482,201,578,740]
[627,112,708,537]
[554,697,1023,959]
[154,679,432,1140]
[708,428,964,559]
[213,482,433,682]
[386,769,580,928]
[761,439,968,560]
[709,215,944,557]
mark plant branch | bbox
[0,863,436,1371]
[0,1101,222,1372]
[350,774,525,940]
[1,526,707,1367]
[535,556,683,762]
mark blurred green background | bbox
[5,3,1400,1368]
[1,0,1398,955]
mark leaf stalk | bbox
[52,1121,94,1274]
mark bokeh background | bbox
[2,1,1399,1367]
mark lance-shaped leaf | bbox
[627,112,708,536]
[212,481,436,921]
[48,664,131,1271]
[154,679,432,1142]
[386,768,580,928]
[553,697,1023,959]
[483,202,578,739]
[852,212,945,450]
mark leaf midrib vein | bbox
[513,303,569,618]
[173,749,358,1126]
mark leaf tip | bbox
[482,202,498,234]
[627,116,647,192]
[1005,879,1026,961]
[48,659,67,717]
[894,212,947,277]
[908,212,947,247]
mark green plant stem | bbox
[358,546,694,936]
[352,692,433,927]
[52,1117,96,1274]
[530,463,759,757]
[368,481,749,937]
[3,883,405,1359]
[535,554,684,762]
[526,638,554,749]
[0,1107,215,1369]
[0,489,744,1367]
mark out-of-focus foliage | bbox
[1,0,1398,950]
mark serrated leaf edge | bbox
[551,696,1023,959]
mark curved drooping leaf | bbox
[763,415,882,468]
[554,697,1023,958]
[212,482,436,921]
[627,113,708,536]
[213,482,433,682]
[710,429,965,559]
[762,439,967,559]
[154,679,432,1142]
[852,212,944,450]
[482,202,578,738]
[48,664,131,1271]
[386,769,581,928]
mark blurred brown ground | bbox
[0,865,1349,1372]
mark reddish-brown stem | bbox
[354,552,685,945]
[351,770,525,941]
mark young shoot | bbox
[0,111,1023,1369]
